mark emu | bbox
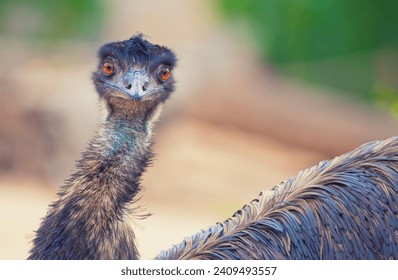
[29,35,398,260]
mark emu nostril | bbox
[142,85,147,91]
[126,83,132,90]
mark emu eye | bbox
[160,68,170,82]
[102,62,114,76]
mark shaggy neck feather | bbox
[28,99,158,260]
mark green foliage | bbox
[0,0,106,41]
[217,0,398,112]
[374,82,398,116]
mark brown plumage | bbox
[156,137,398,259]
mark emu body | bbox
[156,137,398,259]
[28,35,176,259]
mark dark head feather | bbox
[97,34,176,69]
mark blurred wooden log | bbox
[176,62,398,158]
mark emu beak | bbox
[123,70,148,99]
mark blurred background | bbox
[1,0,397,259]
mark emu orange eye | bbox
[160,68,170,82]
[102,62,114,76]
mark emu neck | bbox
[29,99,160,260]
[106,96,160,127]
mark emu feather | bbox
[156,137,398,259]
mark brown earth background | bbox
[1,0,397,259]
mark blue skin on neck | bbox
[105,119,141,158]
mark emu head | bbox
[92,34,177,109]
